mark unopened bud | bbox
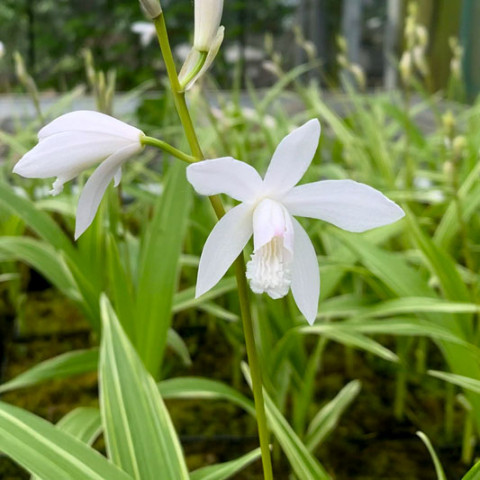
[14,52,27,82]
[139,0,162,19]
[415,25,428,47]
[442,111,455,138]
[0,42,4,59]
[194,0,224,51]
[399,52,412,84]
[349,63,366,90]
[452,136,467,159]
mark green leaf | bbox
[189,448,261,480]
[0,181,76,258]
[428,370,480,395]
[99,295,189,480]
[135,161,191,376]
[0,349,98,394]
[56,408,102,445]
[305,380,361,451]
[416,431,447,480]
[159,377,255,416]
[0,401,131,480]
[462,459,480,480]
[0,236,79,300]
[242,364,331,480]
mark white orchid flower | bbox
[13,110,144,239]
[187,119,404,324]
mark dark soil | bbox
[0,290,473,479]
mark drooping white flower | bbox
[178,0,224,90]
[186,119,404,324]
[131,21,157,46]
[13,110,144,239]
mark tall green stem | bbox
[153,13,274,479]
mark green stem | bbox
[153,13,274,479]
[234,254,274,480]
[141,136,197,163]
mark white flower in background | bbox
[13,111,144,239]
[178,0,224,90]
[139,0,162,19]
[131,21,157,46]
[187,120,404,324]
[0,41,4,59]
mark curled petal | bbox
[75,143,140,239]
[283,179,405,232]
[38,111,144,142]
[196,202,253,297]
[187,156,263,202]
[290,218,320,324]
[263,119,321,195]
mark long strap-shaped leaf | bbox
[99,295,189,480]
[0,401,131,480]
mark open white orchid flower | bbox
[187,119,405,324]
[13,110,144,239]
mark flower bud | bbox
[194,0,224,51]
[399,52,412,84]
[0,42,4,59]
[139,0,162,19]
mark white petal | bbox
[263,119,321,195]
[74,144,139,239]
[194,0,224,51]
[290,218,319,324]
[252,198,293,252]
[196,202,253,297]
[283,179,405,232]
[113,167,122,187]
[13,132,131,180]
[38,111,143,142]
[187,156,263,202]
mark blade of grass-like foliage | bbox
[333,229,480,433]
[462,459,480,480]
[242,364,331,480]
[416,432,447,480]
[305,380,361,451]
[404,209,471,305]
[0,349,98,394]
[189,447,261,480]
[105,233,136,341]
[428,371,480,394]
[135,161,191,377]
[56,408,102,445]
[434,161,480,250]
[159,377,255,416]
[172,277,237,314]
[0,236,79,300]
[0,181,76,258]
[0,401,132,480]
[167,329,192,367]
[355,297,480,318]
[99,295,189,480]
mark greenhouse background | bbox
[2,0,480,479]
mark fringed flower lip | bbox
[186,119,405,324]
[13,110,144,239]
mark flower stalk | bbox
[153,11,274,480]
